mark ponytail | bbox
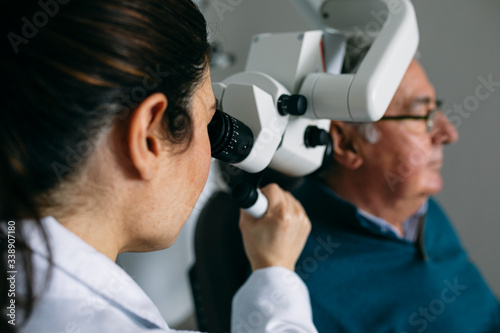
[0,136,51,332]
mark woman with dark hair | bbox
[0,0,317,332]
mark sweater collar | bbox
[295,178,429,246]
[294,178,359,223]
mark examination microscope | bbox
[206,0,419,218]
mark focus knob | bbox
[277,94,307,116]
[304,126,330,148]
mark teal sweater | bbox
[294,178,500,333]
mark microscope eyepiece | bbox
[208,109,254,164]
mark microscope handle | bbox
[243,188,269,219]
[231,183,269,219]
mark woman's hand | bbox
[239,183,311,272]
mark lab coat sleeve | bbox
[231,266,318,333]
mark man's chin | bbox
[423,173,443,195]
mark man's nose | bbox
[431,112,459,145]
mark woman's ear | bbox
[127,93,168,180]
[329,121,364,170]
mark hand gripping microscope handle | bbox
[231,183,269,219]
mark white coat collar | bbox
[28,216,169,330]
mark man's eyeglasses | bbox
[378,100,443,133]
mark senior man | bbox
[293,44,500,332]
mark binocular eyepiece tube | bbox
[207,110,268,218]
[207,109,254,164]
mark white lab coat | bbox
[20,216,317,333]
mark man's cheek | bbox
[388,150,428,184]
[407,149,429,168]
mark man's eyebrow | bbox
[409,97,433,112]
[412,97,433,106]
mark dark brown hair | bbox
[0,0,210,330]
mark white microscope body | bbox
[210,0,420,217]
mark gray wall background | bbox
[205,0,500,296]
[414,0,500,297]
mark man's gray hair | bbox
[351,123,380,144]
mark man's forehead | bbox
[384,61,435,116]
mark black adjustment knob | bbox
[304,126,330,148]
[277,94,308,116]
[231,182,258,209]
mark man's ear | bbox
[127,93,168,180]
[329,121,363,170]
